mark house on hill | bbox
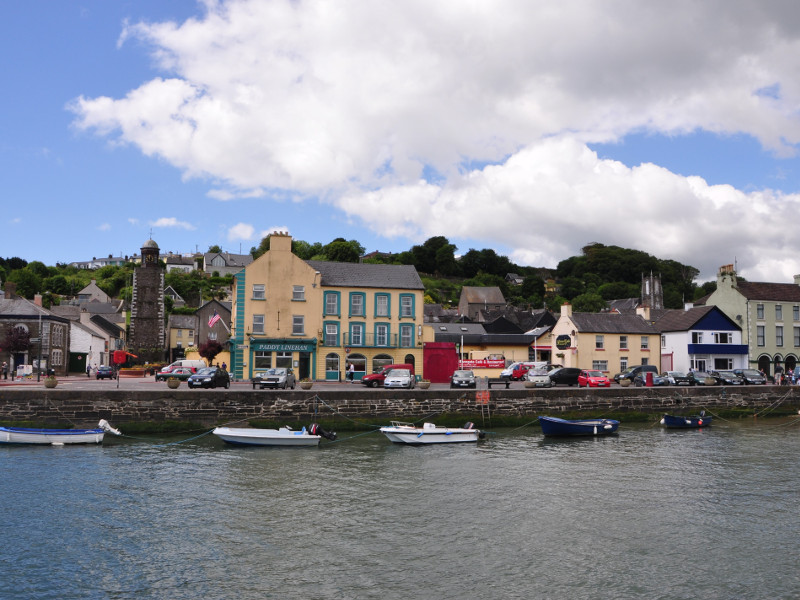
[458,286,506,321]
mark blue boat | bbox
[538,415,619,436]
[660,412,712,428]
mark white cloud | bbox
[150,217,195,230]
[71,1,800,280]
[227,222,255,241]
[97,223,111,231]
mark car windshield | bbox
[529,369,548,376]
[266,368,286,375]
[195,368,214,375]
[741,370,761,376]
[668,371,686,377]
[585,371,603,377]
[547,368,562,375]
[453,370,474,377]
[388,369,410,377]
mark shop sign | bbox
[555,335,572,350]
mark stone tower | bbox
[641,273,663,310]
[129,238,165,360]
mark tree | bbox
[7,267,42,298]
[198,340,223,365]
[322,238,364,262]
[0,324,31,353]
[571,292,607,312]
[208,244,222,253]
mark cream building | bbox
[230,233,425,382]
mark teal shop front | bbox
[243,338,317,381]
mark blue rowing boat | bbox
[538,415,619,436]
[660,412,712,428]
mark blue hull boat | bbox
[538,415,619,436]
[660,413,712,428]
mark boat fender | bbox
[660,418,666,425]
[697,419,703,426]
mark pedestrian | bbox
[2,361,7,380]
[86,363,91,378]
[222,361,227,371]
[348,362,355,382]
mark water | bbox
[2,418,800,599]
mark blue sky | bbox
[4,1,800,283]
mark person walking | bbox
[2,361,7,380]
[348,362,355,382]
[86,363,91,378]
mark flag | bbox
[208,311,221,328]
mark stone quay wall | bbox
[1,386,799,427]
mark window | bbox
[795,326,800,347]
[592,360,608,371]
[209,332,218,341]
[714,332,732,344]
[640,336,649,350]
[252,284,265,300]
[619,357,628,372]
[324,323,339,346]
[757,303,764,319]
[254,351,272,369]
[376,324,389,346]
[661,335,666,348]
[188,330,194,340]
[293,286,305,301]
[399,294,414,318]
[292,315,304,335]
[619,336,628,350]
[400,324,414,347]
[276,352,292,368]
[52,349,62,367]
[351,323,364,346]
[776,304,783,321]
[252,314,264,334]
[52,325,64,346]
[324,292,340,316]
[714,358,733,370]
[794,305,799,321]
[375,294,389,317]
[776,325,784,347]
[691,332,703,343]
[691,358,707,371]
[350,293,365,317]
[595,335,604,350]
[641,357,649,365]
[177,329,183,338]
[757,325,765,346]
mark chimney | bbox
[34,294,43,307]
[636,305,651,320]
[717,264,737,288]
[794,275,800,286]
[4,281,16,298]
[560,302,572,318]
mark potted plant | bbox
[418,379,431,389]
[299,378,313,390]
[620,378,632,387]
[166,376,181,389]
[44,375,58,389]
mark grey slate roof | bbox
[306,260,424,290]
[461,286,506,304]
[0,297,55,318]
[570,312,658,334]
[651,306,738,333]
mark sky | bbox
[5,1,800,284]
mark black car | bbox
[687,371,714,385]
[732,369,767,385]
[614,364,658,384]
[662,371,693,386]
[711,370,742,385]
[450,369,477,388]
[187,367,230,389]
[96,365,116,380]
[547,367,581,386]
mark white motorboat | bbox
[379,421,483,445]
[0,419,121,445]
[212,424,336,447]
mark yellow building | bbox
[551,303,660,375]
[230,233,425,382]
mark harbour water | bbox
[3,417,800,599]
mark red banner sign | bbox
[459,359,506,369]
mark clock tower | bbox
[129,238,165,361]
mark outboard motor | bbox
[309,423,337,441]
[463,421,475,430]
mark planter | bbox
[119,368,145,378]
[166,378,181,389]
[620,379,631,387]
[299,382,313,390]
[418,381,431,389]
[524,380,536,388]
[704,377,716,386]
[44,378,58,389]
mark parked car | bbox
[96,365,116,380]
[252,367,296,389]
[450,369,477,388]
[155,366,193,381]
[547,367,581,387]
[526,368,553,387]
[687,371,714,385]
[361,363,415,387]
[500,362,522,380]
[711,370,742,385]
[613,365,658,384]
[633,372,669,386]
[384,368,415,389]
[662,371,693,386]
[733,369,767,385]
[578,370,611,388]
[510,362,546,381]
[187,366,230,389]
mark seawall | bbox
[1,387,798,427]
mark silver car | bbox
[383,368,415,389]
[252,367,296,389]
[526,369,552,387]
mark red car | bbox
[578,369,611,387]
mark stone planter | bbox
[44,378,58,389]
[704,377,716,386]
[418,381,430,389]
[620,379,631,387]
[524,380,536,388]
[299,381,313,390]
[166,378,181,389]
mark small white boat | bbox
[212,424,336,447]
[379,421,483,445]
[0,419,121,445]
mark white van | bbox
[166,359,206,372]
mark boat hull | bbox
[660,414,712,428]
[0,427,105,445]
[538,416,619,436]
[212,427,321,447]
[379,422,481,444]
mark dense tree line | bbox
[1,237,710,313]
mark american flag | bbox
[208,310,221,328]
